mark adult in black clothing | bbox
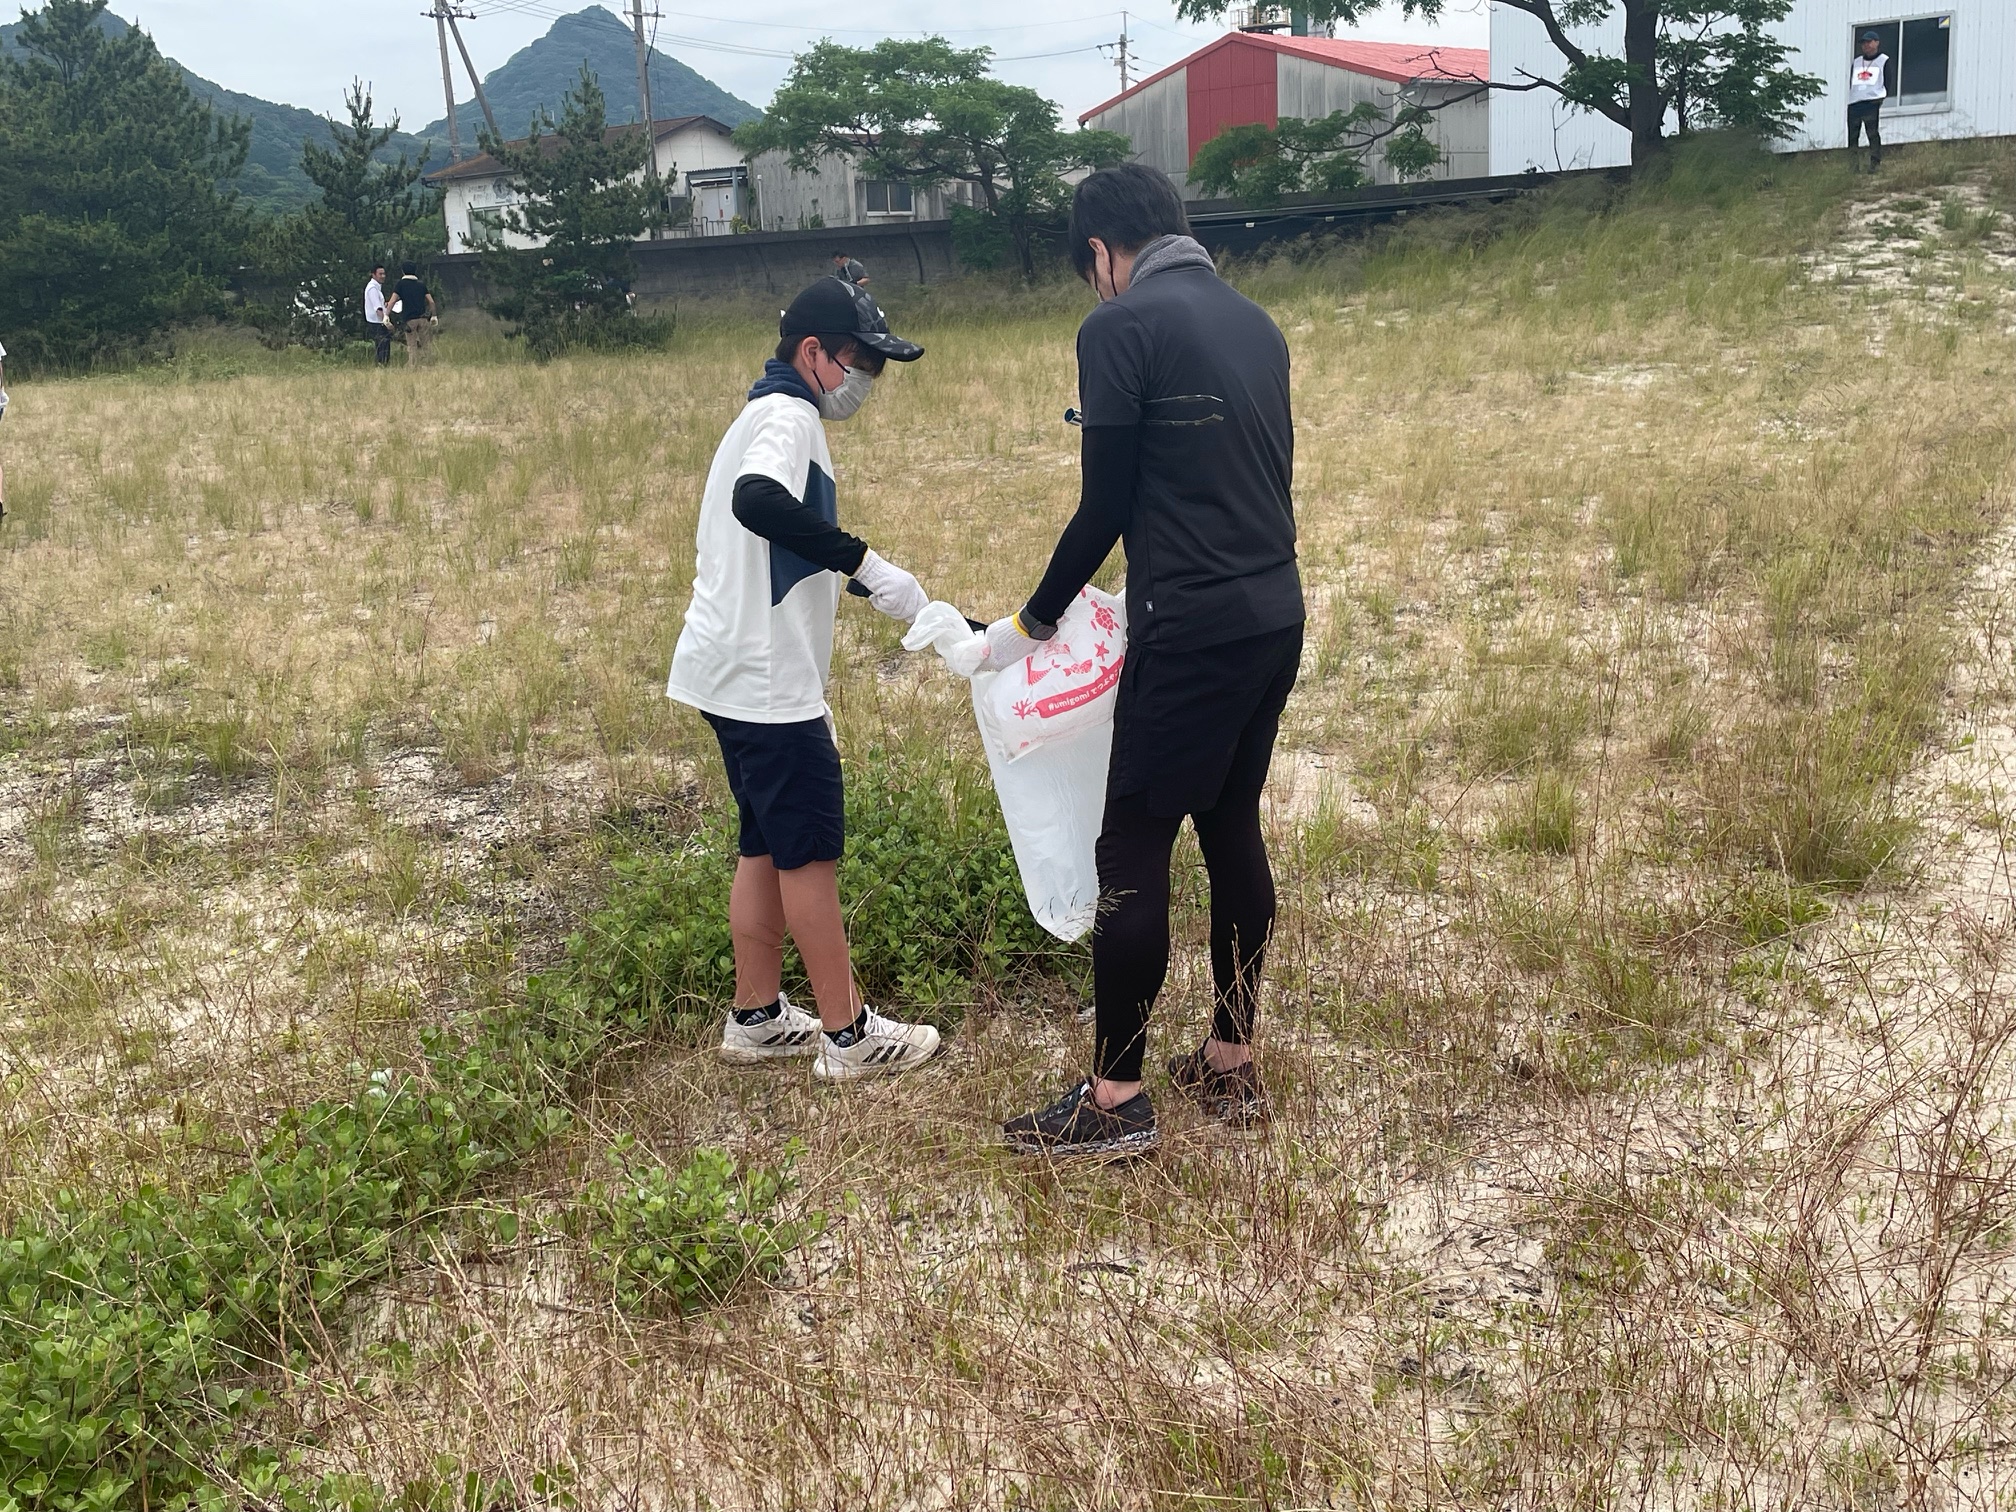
[393,261,438,366]
[997,163,1304,1159]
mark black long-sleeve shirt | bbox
[731,473,868,575]
[1033,262,1300,651]
[1024,426,1138,627]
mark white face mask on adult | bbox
[816,364,874,421]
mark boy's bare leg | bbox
[728,856,787,1009]
[774,859,864,1030]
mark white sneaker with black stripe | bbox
[813,1005,941,1082]
[718,991,824,1063]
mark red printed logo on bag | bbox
[1027,657,1123,718]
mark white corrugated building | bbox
[1491,0,2014,173]
[1079,33,1492,193]
[430,116,751,254]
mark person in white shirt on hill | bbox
[1849,31,1890,172]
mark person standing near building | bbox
[363,264,393,366]
[1849,30,1890,172]
[392,261,438,366]
[993,163,1303,1158]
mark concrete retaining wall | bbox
[429,219,961,311]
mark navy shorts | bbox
[702,712,845,871]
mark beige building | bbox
[744,149,974,234]
[430,116,980,254]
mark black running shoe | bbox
[1001,1079,1160,1158]
[1167,1048,1270,1128]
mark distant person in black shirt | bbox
[392,261,438,366]
[997,163,1303,1159]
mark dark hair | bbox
[1067,163,1189,280]
[372,263,386,274]
[401,260,418,275]
[774,332,882,375]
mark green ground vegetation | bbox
[0,137,2012,1506]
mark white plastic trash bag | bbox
[981,589,1127,761]
[903,587,1126,941]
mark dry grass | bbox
[5,139,2016,1506]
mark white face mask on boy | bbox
[816,365,875,421]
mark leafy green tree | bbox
[737,39,1129,278]
[480,68,673,360]
[251,81,440,350]
[0,0,249,368]
[1173,0,1823,165]
[1189,103,1442,204]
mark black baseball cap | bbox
[779,278,923,362]
[1860,29,1881,41]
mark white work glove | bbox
[981,611,1050,668]
[851,548,928,623]
[0,389,9,422]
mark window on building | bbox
[467,205,509,246]
[1854,14,1954,108]
[863,180,914,217]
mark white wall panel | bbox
[1278,56,1491,181]
[1085,72,1192,186]
[1490,0,2013,175]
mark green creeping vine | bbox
[0,752,1070,1510]
[582,1138,813,1317]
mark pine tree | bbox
[0,0,249,368]
[251,82,440,350]
[480,69,673,361]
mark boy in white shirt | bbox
[667,278,942,1080]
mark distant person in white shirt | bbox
[363,265,393,366]
[1849,31,1890,172]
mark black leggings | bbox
[1849,103,1883,161]
[1092,789,1276,1083]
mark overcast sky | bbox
[98,0,1488,127]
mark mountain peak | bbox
[420,3,760,143]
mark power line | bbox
[468,0,1136,39]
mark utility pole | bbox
[431,3,461,162]
[630,0,656,129]
[631,0,660,237]
[444,8,500,146]
[1117,11,1133,91]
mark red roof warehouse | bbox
[1080,33,1490,192]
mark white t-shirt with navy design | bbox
[667,388,841,723]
